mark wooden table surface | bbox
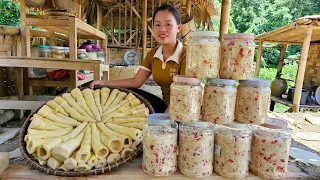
[0,157,310,180]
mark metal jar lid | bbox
[207,78,236,86]
[147,113,172,125]
[239,78,270,87]
[173,75,201,84]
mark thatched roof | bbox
[255,15,320,45]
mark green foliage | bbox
[0,0,20,27]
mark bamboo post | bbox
[118,3,121,45]
[219,0,231,42]
[124,1,127,45]
[69,17,77,89]
[276,44,288,78]
[142,0,147,62]
[254,42,263,77]
[111,12,114,45]
[292,26,313,112]
[136,0,140,48]
[129,0,133,46]
[97,2,103,45]
[151,0,154,47]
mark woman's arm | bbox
[90,69,151,89]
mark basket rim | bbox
[19,86,154,176]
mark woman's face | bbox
[153,10,181,46]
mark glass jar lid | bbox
[239,78,270,87]
[223,33,255,40]
[189,31,219,38]
[173,75,201,84]
[50,46,64,50]
[147,113,172,125]
[207,78,236,86]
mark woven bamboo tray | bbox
[19,86,155,176]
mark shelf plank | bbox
[76,19,107,40]
[29,79,71,87]
[26,18,68,27]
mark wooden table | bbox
[0,158,310,180]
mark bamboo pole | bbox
[219,0,231,42]
[130,0,133,46]
[254,42,263,77]
[97,3,103,46]
[69,17,77,89]
[142,0,147,62]
[151,0,154,47]
[124,0,127,45]
[118,2,121,45]
[136,0,140,48]
[292,26,313,112]
[276,44,288,77]
[111,12,114,45]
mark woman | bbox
[90,5,186,113]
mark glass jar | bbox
[96,49,105,61]
[142,114,178,176]
[63,47,70,58]
[220,33,255,80]
[169,75,202,122]
[235,78,271,125]
[178,122,214,178]
[214,124,252,179]
[186,31,220,78]
[250,125,291,179]
[31,44,41,57]
[50,46,65,58]
[39,45,51,58]
[202,78,237,124]
[77,49,88,60]
[87,49,98,60]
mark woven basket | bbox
[19,86,154,176]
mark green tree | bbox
[0,0,20,27]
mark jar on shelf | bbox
[31,44,41,57]
[142,114,178,176]
[186,31,220,78]
[169,75,202,123]
[250,124,291,179]
[214,124,252,179]
[96,49,105,61]
[220,33,255,80]
[77,49,88,60]
[87,48,98,60]
[50,46,65,58]
[39,45,51,58]
[178,122,214,178]
[235,78,271,125]
[202,78,237,124]
[63,47,70,58]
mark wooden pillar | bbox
[254,42,263,77]
[69,17,77,89]
[97,3,103,45]
[142,0,147,61]
[292,26,313,112]
[219,0,231,42]
[276,44,288,78]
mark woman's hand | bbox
[90,80,108,89]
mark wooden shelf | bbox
[26,15,107,40]
[270,95,320,111]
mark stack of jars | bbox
[141,31,291,179]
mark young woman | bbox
[90,5,186,113]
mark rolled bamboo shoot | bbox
[71,88,95,119]
[120,148,133,160]
[82,89,101,121]
[46,100,68,116]
[91,123,109,159]
[101,87,111,106]
[106,153,121,165]
[47,157,62,170]
[106,123,142,141]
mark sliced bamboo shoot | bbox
[71,88,95,119]
[121,122,145,130]
[29,117,61,130]
[131,140,142,151]
[38,105,80,126]
[95,158,107,169]
[46,100,68,116]
[82,89,101,121]
[47,157,62,170]
[106,153,121,165]
[62,122,88,142]
[63,151,78,170]
[91,123,109,159]
[74,164,92,171]
[120,148,133,160]
[124,93,136,101]
[130,104,146,111]
[62,93,90,117]
[54,96,95,122]
[105,123,142,141]
[27,138,50,154]
[129,98,141,107]
[111,117,147,124]
[108,91,127,109]
[102,89,119,111]
[76,127,91,165]
[27,128,72,139]
[31,114,72,128]
[100,134,123,153]
[37,137,62,161]
[100,87,111,106]
[87,153,98,167]
[58,164,69,171]
[97,123,132,148]
[93,89,103,116]
[129,108,149,118]
[52,126,86,162]
[103,99,129,115]
[38,159,47,166]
